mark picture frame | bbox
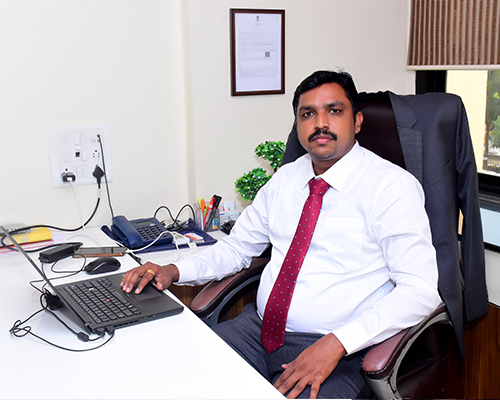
[230,9,285,96]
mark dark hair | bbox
[292,70,360,121]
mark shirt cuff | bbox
[332,320,371,355]
[174,258,199,285]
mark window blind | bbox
[408,0,500,69]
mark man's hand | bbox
[273,333,346,399]
[120,262,179,294]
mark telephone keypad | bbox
[137,226,162,240]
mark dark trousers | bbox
[212,303,372,399]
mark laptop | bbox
[1,226,183,335]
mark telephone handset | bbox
[111,215,173,249]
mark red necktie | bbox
[261,178,330,354]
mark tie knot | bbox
[309,178,330,196]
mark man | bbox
[121,70,441,399]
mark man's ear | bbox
[354,111,364,134]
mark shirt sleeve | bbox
[174,181,273,286]
[332,171,442,354]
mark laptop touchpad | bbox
[127,280,163,301]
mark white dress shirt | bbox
[175,142,441,354]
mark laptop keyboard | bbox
[63,278,141,325]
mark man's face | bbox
[296,82,363,175]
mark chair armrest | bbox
[362,302,448,375]
[362,302,451,399]
[190,257,269,324]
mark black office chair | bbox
[190,91,485,399]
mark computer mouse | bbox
[85,256,121,275]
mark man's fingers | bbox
[276,371,314,400]
[151,270,172,291]
[308,381,321,399]
[120,269,142,293]
[133,273,154,293]
[274,366,293,393]
[274,365,303,397]
[279,373,322,399]
[285,378,309,399]
[120,263,156,293]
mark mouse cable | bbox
[49,255,87,276]
[9,293,115,352]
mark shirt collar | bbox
[297,141,364,192]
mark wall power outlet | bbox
[48,123,113,188]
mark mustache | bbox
[308,128,338,142]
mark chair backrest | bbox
[281,91,459,399]
[282,87,488,364]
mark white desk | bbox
[1,228,283,399]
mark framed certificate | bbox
[230,9,285,96]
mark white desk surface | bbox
[1,228,283,399]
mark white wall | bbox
[1,0,413,230]
[183,0,414,210]
[0,0,189,229]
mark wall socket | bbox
[48,123,113,188]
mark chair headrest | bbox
[283,91,406,170]
[357,91,405,169]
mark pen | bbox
[203,197,215,229]
[204,195,222,231]
[198,198,206,227]
[198,198,204,213]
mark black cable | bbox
[92,165,105,189]
[154,206,175,223]
[1,156,105,252]
[29,257,87,295]
[175,204,196,224]
[0,195,101,251]
[154,204,196,231]
[85,197,101,226]
[50,255,87,276]
[9,292,115,352]
[97,134,114,219]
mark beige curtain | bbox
[408,0,500,68]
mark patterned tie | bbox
[261,178,330,354]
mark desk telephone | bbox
[111,215,173,249]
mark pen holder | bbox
[194,203,220,232]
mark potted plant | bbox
[235,141,286,201]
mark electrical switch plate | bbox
[48,123,113,188]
